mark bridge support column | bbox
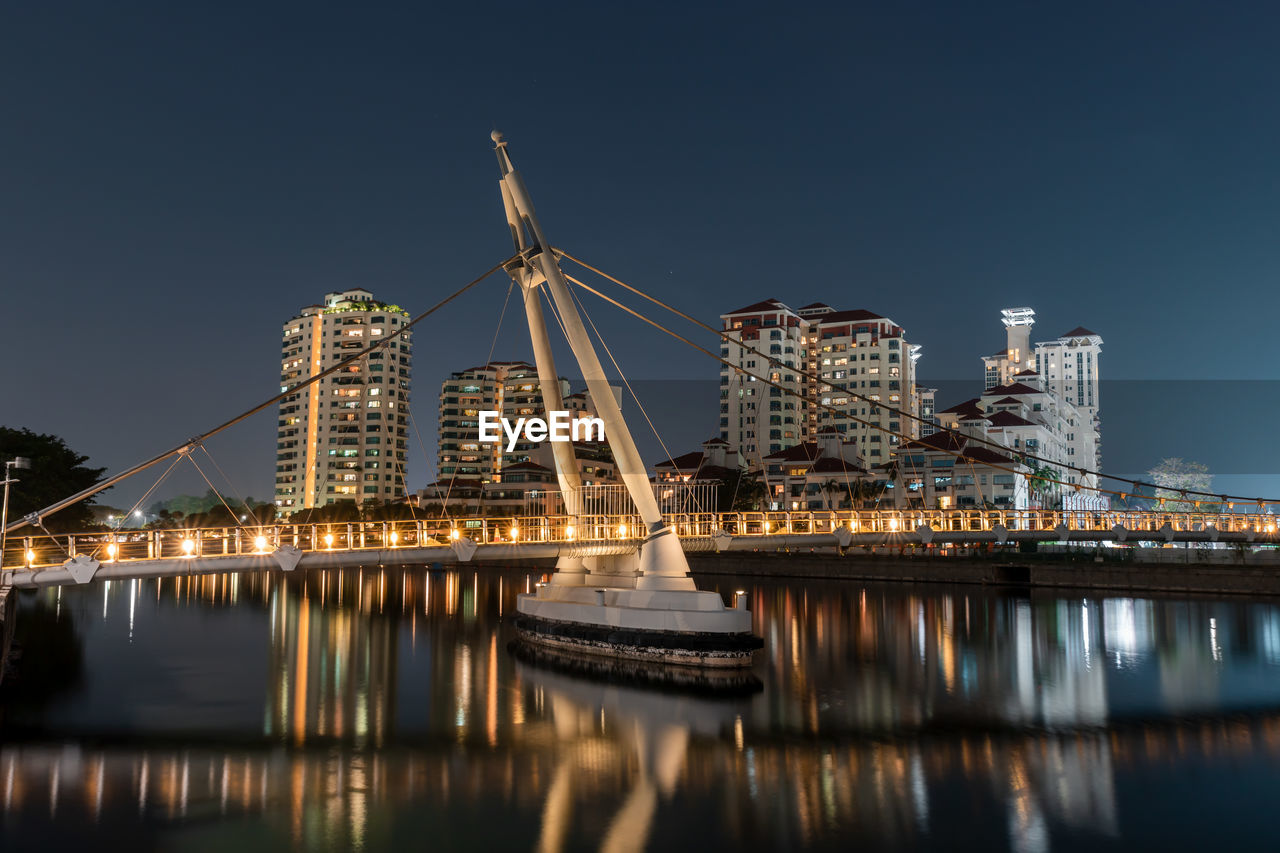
[495,133,695,591]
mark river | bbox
[3,567,1280,851]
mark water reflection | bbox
[6,570,1280,850]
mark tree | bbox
[717,470,768,512]
[1148,457,1213,512]
[1026,461,1062,508]
[0,427,107,533]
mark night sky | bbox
[3,1,1278,510]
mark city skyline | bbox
[4,2,1279,507]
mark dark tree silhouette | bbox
[0,427,107,533]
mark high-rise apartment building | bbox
[1034,327,1103,467]
[981,307,1102,468]
[719,299,921,465]
[437,360,616,482]
[274,289,412,512]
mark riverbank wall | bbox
[470,545,1280,597]
[685,547,1280,597]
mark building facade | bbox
[275,289,412,512]
[719,299,921,466]
[981,307,1102,469]
[437,360,617,483]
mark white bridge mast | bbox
[493,131,695,591]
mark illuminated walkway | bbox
[2,508,1276,589]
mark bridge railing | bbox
[2,510,1277,570]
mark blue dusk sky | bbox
[2,1,1278,506]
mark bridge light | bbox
[510,525,519,540]
[889,517,899,531]
[390,531,399,545]
[181,538,195,555]
[763,521,770,533]
[254,535,268,552]
[106,543,117,560]
[618,524,627,538]
[565,525,575,540]
[324,533,334,548]
[449,528,460,540]
[25,549,36,565]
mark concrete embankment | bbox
[467,546,1280,597]
[682,547,1280,597]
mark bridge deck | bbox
[2,509,1276,589]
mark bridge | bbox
[3,133,1279,603]
[3,507,1276,590]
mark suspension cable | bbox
[561,272,1166,507]
[6,255,517,535]
[556,249,1271,509]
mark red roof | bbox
[956,446,1018,466]
[724,298,788,315]
[989,396,1022,405]
[814,309,885,324]
[984,382,1041,397]
[939,397,983,415]
[703,436,729,445]
[1014,369,1039,376]
[811,457,865,474]
[985,411,1037,427]
[798,302,832,310]
[502,460,551,473]
[654,451,705,470]
[899,431,966,453]
[763,443,821,463]
[1061,326,1098,338]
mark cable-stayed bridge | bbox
[3,507,1276,590]
[4,132,1279,624]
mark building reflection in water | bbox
[7,571,1280,850]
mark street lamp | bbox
[2,456,33,569]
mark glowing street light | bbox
[390,531,399,546]
[106,542,118,561]
[254,535,268,552]
[450,528,460,540]
[181,538,195,556]
[2,456,32,569]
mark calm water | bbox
[4,567,1280,851]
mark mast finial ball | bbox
[491,129,505,144]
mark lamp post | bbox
[1,457,33,568]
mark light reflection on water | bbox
[4,568,1280,851]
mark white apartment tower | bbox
[719,299,920,464]
[1034,327,1103,467]
[981,307,1102,469]
[274,289,412,512]
[982,307,1037,389]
